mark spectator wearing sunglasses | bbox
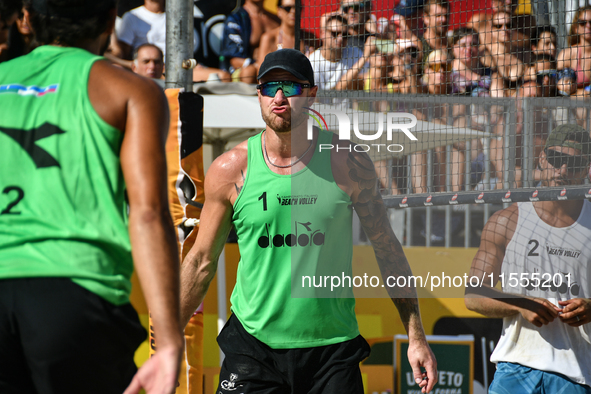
[467,123,591,394]
[219,0,280,83]
[308,14,370,91]
[411,50,452,193]
[480,11,526,98]
[365,37,422,95]
[258,0,315,62]
[468,0,535,55]
[557,6,591,96]
[489,61,550,191]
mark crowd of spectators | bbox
[2,0,591,194]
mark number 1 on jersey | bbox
[259,192,267,211]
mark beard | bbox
[261,107,308,133]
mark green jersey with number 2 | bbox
[0,46,133,306]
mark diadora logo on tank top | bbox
[0,122,64,168]
[258,222,325,248]
[0,84,59,97]
[276,193,319,206]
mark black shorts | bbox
[0,277,146,394]
[217,314,370,394]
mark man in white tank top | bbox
[466,123,591,394]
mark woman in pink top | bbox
[557,6,591,95]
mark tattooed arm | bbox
[179,143,248,327]
[332,143,437,393]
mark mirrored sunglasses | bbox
[256,81,311,97]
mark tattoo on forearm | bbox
[347,152,420,324]
[234,170,245,195]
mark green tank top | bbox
[0,46,132,305]
[231,129,359,348]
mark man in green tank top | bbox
[180,49,437,393]
[0,1,182,393]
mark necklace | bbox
[263,132,314,168]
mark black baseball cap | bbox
[257,49,315,86]
[545,124,591,156]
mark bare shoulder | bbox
[557,47,576,64]
[93,59,163,98]
[262,26,280,39]
[88,59,167,132]
[483,203,519,245]
[205,140,249,203]
[208,141,248,177]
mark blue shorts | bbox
[489,362,591,394]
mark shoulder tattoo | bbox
[347,152,420,320]
[234,170,245,195]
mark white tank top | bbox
[491,201,591,386]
